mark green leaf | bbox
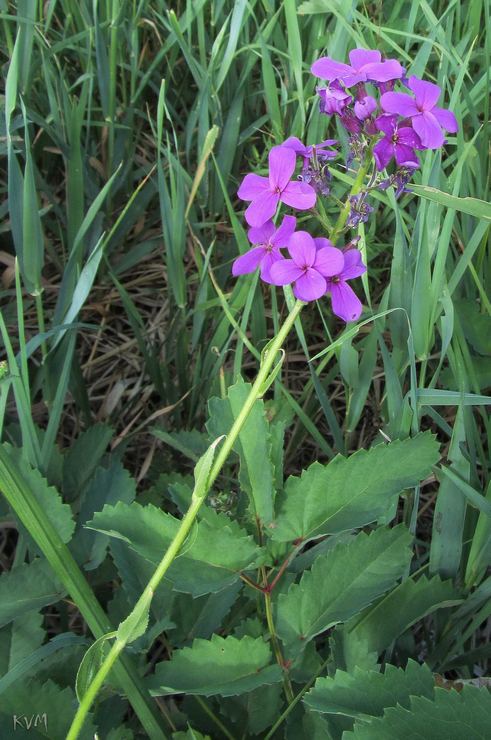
[0,560,64,629]
[62,423,113,501]
[338,575,460,670]
[346,685,491,739]
[271,434,440,543]
[410,184,491,222]
[75,632,116,702]
[87,501,265,597]
[116,590,152,645]
[2,444,75,545]
[192,436,224,500]
[0,679,97,739]
[276,526,413,657]
[147,634,282,697]
[207,380,276,524]
[304,660,435,720]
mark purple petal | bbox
[373,137,394,170]
[287,231,316,268]
[394,143,419,167]
[237,173,269,201]
[363,59,404,83]
[260,251,283,284]
[354,95,377,120]
[282,136,307,156]
[381,91,419,117]
[397,126,423,148]
[412,111,444,149]
[329,281,363,322]
[319,138,338,147]
[269,258,304,286]
[271,215,297,247]
[341,250,367,279]
[311,56,354,80]
[232,247,266,276]
[318,85,351,114]
[407,76,441,110]
[313,246,345,277]
[248,220,275,245]
[293,269,327,302]
[313,237,335,250]
[281,180,317,211]
[244,191,279,227]
[432,107,458,133]
[269,146,296,191]
[349,48,381,69]
[375,114,398,135]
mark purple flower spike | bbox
[237,146,317,227]
[270,231,344,302]
[325,250,366,322]
[354,95,377,121]
[318,83,352,115]
[312,48,404,87]
[381,76,458,149]
[232,215,297,284]
[373,114,421,170]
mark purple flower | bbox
[325,250,366,322]
[237,146,317,227]
[282,136,338,168]
[347,192,374,227]
[318,83,352,115]
[312,48,404,87]
[381,76,458,149]
[269,231,344,302]
[354,94,377,121]
[373,114,421,170]
[232,216,296,284]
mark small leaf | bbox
[192,436,224,500]
[75,632,116,702]
[147,634,282,697]
[271,433,440,543]
[276,526,413,657]
[116,591,152,645]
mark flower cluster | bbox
[234,145,366,321]
[231,47,458,320]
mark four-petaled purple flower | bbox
[270,231,344,302]
[381,76,458,149]
[237,145,317,227]
[311,48,403,87]
[232,216,296,284]
[373,114,421,170]
[325,250,367,322]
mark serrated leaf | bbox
[346,685,491,739]
[62,423,113,501]
[192,436,224,499]
[75,632,116,702]
[207,380,276,524]
[270,434,440,543]
[276,526,413,657]
[8,610,45,670]
[0,560,65,628]
[73,461,136,570]
[1,444,75,545]
[87,501,265,596]
[304,660,435,720]
[147,634,282,697]
[0,679,97,739]
[340,574,460,669]
[116,590,152,645]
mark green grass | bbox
[0,0,490,736]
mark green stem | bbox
[67,299,305,738]
[264,585,294,703]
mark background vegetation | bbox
[0,0,490,737]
